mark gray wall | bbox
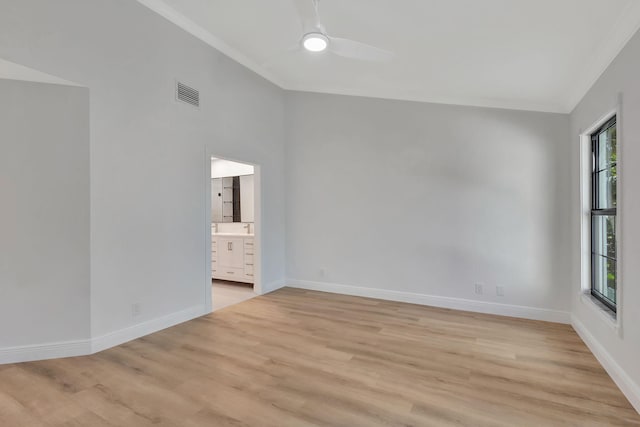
[570,29,640,388]
[0,79,90,347]
[0,0,286,340]
[286,92,571,312]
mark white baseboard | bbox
[0,304,208,365]
[288,279,571,324]
[262,278,286,294]
[0,280,573,365]
[91,304,207,353]
[0,339,92,365]
[572,315,640,413]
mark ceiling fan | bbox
[265,0,394,66]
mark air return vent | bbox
[176,81,199,108]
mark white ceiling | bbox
[138,0,640,113]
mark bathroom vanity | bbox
[212,233,254,283]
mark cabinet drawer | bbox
[244,254,254,264]
[217,267,244,278]
[244,264,254,275]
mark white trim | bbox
[0,339,91,365]
[572,315,640,413]
[283,86,569,114]
[579,292,618,331]
[91,304,207,353]
[253,164,263,295]
[578,105,622,335]
[615,94,624,338]
[135,0,285,88]
[0,304,207,364]
[288,279,571,324]
[262,279,287,294]
[135,0,640,114]
[204,146,213,313]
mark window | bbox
[591,116,617,312]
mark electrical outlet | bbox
[132,303,141,318]
[319,268,326,278]
[474,283,483,295]
[496,286,505,297]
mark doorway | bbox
[208,156,260,311]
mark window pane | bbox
[590,118,617,312]
[594,167,617,209]
[592,215,616,259]
[593,254,616,305]
[597,125,616,171]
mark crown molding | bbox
[136,0,287,88]
[284,84,568,114]
[137,0,640,115]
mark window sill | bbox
[579,291,620,334]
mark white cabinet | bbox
[243,239,254,279]
[218,237,244,269]
[212,235,254,284]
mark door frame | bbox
[205,151,262,313]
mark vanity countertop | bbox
[212,232,254,237]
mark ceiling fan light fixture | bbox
[302,32,328,52]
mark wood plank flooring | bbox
[212,281,256,311]
[0,288,638,426]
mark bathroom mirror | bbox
[211,174,254,223]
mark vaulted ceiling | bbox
[138,0,640,113]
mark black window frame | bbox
[590,116,617,313]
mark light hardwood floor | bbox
[0,288,638,426]
[212,280,256,311]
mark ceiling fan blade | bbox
[291,0,324,33]
[329,37,394,62]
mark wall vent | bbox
[176,81,199,108]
